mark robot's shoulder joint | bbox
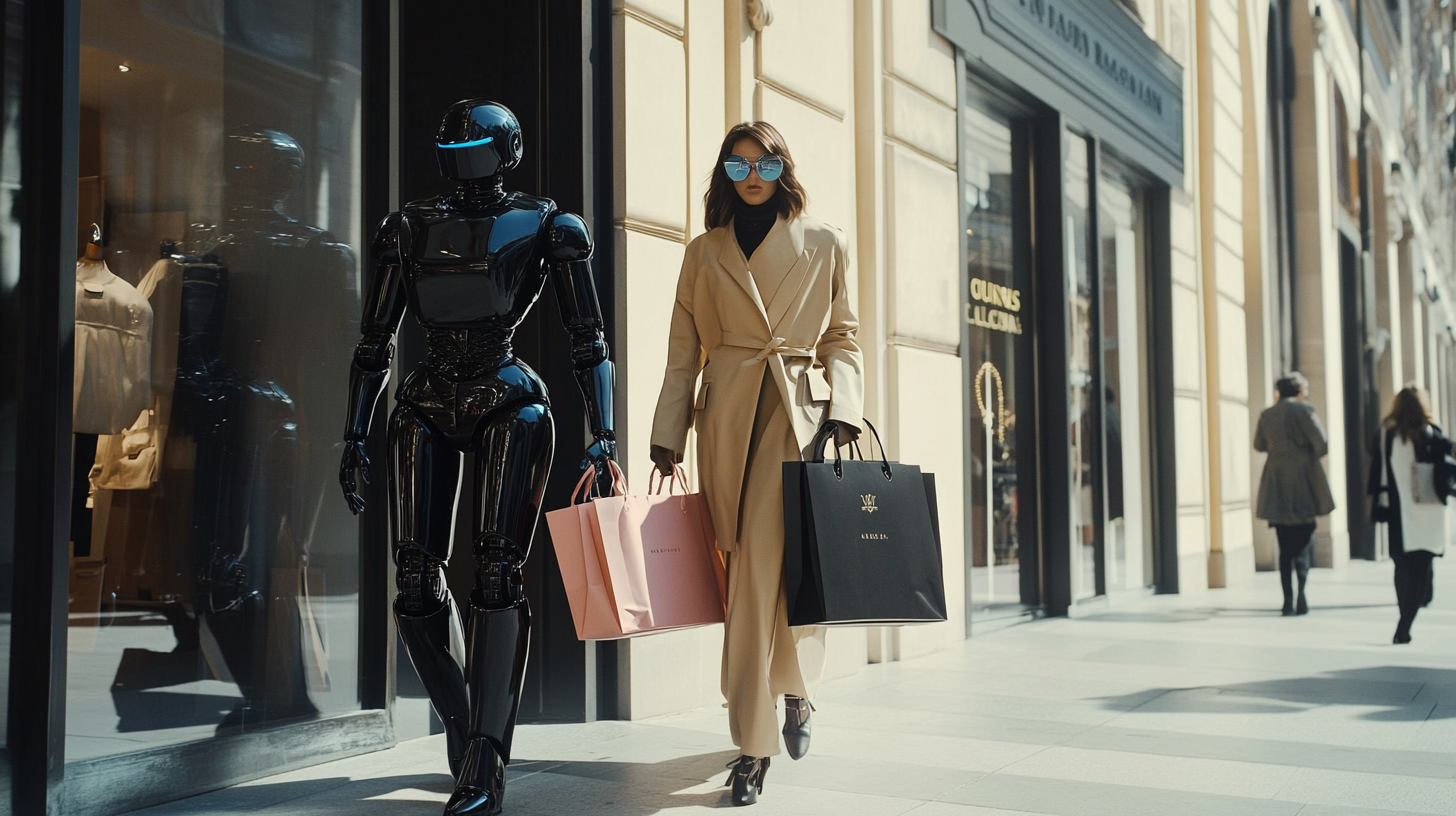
[371,211,410,263]
[547,210,593,263]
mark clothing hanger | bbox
[159,238,178,258]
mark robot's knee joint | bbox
[474,534,525,609]
[395,543,447,615]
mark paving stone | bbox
[123,562,1456,816]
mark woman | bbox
[1253,372,1336,615]
[1370,386,1449,644]
[649,122,862,806]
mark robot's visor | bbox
[436,137,502,179]
[438,136,494,149]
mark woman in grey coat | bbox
[1254,372,1336,615]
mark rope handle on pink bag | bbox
[647,464,691,513]
[570,459,628,505]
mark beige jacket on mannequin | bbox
[650,213,863,552]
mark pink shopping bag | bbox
[547,462,725,640]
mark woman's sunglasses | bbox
[723,154,784,182]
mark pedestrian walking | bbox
[1254,372,1336,615]
[1369,386,1449,644]
[649,121,863,806]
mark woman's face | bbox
[730,137,778,206]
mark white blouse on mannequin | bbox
[74,259,153,435]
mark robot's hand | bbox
[581,437,617,499]
[340,438,372,515]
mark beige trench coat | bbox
[650,213,864,552]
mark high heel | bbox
[725,755,770,806]
[783,695,813,760]
[444,737,506,815]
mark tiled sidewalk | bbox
[127,559,1456,815]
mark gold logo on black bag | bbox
[861,494,878,513]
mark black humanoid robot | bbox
[339,100,615,816]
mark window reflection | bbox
[68,0,362,760]
[963,94,1030,617]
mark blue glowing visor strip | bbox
[438,136,494,148]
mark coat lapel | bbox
[718,223,770,328]
[762,216,816,332]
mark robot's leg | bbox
[446,401,552,816]
[389,405,470,779]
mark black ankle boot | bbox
[783,696,812,760]
[444,737,506,816]
[725,756,769,806]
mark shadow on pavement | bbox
[1094,666,1456,721]
[137,753,741,815]
[1080,604,1397,623]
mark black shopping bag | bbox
[783,420,947,626]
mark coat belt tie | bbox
[720,332,815,366]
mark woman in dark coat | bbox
[1254,372,1336,615]
[1369,386,1450,643]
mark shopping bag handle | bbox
[571,459,628,505]
[810,419,892,481]
[648,464,689,495]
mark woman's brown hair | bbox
[1384,386,1434,442]
[703,121,807,231]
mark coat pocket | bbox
[694,381,711,410]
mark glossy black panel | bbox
[388,404,465,555]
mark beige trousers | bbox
[723,370,827,758]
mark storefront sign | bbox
[933,0,1184,185]
[967,277,1023,335]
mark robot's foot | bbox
[443,736,506,816]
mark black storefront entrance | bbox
[935,0,1184,624]
[4,2,615,814]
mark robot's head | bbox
[436,100,523,181]
[224,128,305,203]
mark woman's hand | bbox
[650,444,682,477]
[830,421,861,446]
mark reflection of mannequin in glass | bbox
[339,101,616,816]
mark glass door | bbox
[1064,131,1102,602]
[1098,156,1153,594]
[962,84,1036,622]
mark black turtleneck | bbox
[734,197,778,261]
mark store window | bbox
[1064,135,1155,603]
[1098,154,1153,594]
[961,82,1038,623]
[1064,131,1101,602]
[68,0,363,760]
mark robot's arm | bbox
[546,211,616,476]
[341,213,409,513]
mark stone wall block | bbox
[886,77,957,165]
[887,144,960,349]
[758,0,851,117]
[623,17,688,231]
